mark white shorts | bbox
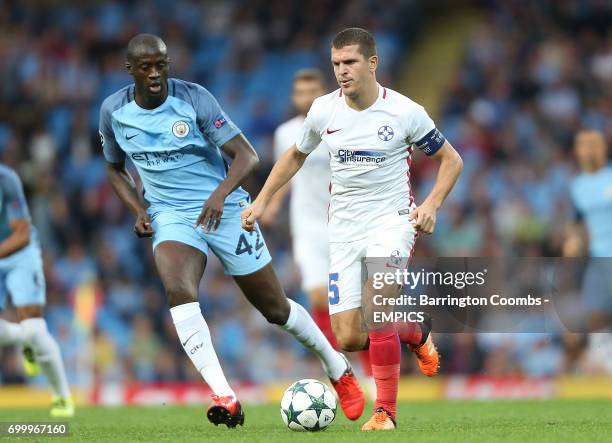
[328,215,417,315]
[293,232,329,291]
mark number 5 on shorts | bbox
[328,273,339,305]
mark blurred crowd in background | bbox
[0,0,610,389]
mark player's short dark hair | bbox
[331,28,377,59]
[293,68,325,85]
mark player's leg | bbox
[154,241,235,395]
[232,263,345,375]
[5,247,73,417]
[358,276,400,430]
[206,216,364,420]
[366,219,438,375]
[231,263,365,420]
[298,230,376,379]
[154,240,243,427]
[16,305,73,417]
[360,223,414,430]
[151,211,243,427]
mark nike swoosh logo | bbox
[125,133,139,140]
[255,249,263,259]
[326,128,342,134]
[182,331,198,347]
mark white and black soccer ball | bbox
[280,379,337,431]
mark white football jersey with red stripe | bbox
[296,84,445,244]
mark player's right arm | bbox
[241,103,323,232]
[105,161,153,238]
[0,172,31,258]
[99,101,153,238]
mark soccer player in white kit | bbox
[242,28,463,430]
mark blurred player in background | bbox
[262,69,332,340]
[565,129,612,332]
[565,129,612,375]
[261,68,374,381]
[242,28,463,430]
[0,165,73,417]
[99,34,365,428]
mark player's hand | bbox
[196,190,225,233]
[134,211,154,238]
[241,200,265,232]
[408,201,437,234]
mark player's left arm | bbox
[0,174,32,257]
[193,85,259,232]
[195,134,259,233]
[409,141,463,234]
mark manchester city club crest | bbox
[378,125,394,141]
[172,121,190,138]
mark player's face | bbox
[574,131,608,172]
[127,51,170,100]
[292,79,325,115]
[331,44,377,98]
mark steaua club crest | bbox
[172,121,190,138]
[378,125,394,141]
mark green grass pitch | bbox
[0,400,610,442]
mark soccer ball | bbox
[280,379,337,431]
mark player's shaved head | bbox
[332,28,377,59]
[126,33,168,62]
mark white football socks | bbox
[170,302,235,398]
[20,318,71,399]
[280,299,346,381]
[0,318,25,346]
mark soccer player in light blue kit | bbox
[565,129,612,333]
[99,34,364,427]
[0,164,73,417]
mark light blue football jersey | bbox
[0,164,37,245]
[99,78,250,215]
[570,165,612,257]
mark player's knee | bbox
[165,282,198,308]
[261,301,290,325]
[334,331,367,352]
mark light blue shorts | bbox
[150,208,272,276]
[0,242,46,311]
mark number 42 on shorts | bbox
[235,229,265,259]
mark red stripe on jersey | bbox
[383,88,387,99]
[404,145,418,266]
[328,182,332,222]
[339,89,343,97]
[406,146,414,207]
